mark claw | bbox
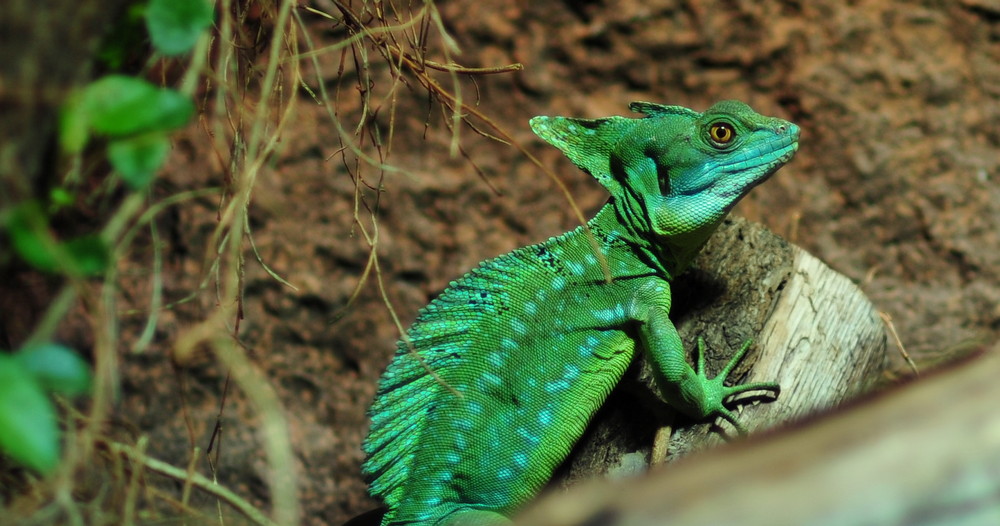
[700,338,779,436]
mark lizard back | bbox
[362,208,653,524]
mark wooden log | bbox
[518,346,1000,526]
[553,217,888,486]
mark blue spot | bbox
[552,277,566,290]
[457,419,473,431]
[517,427,541,445]
[538,409,553,426]
[467,402,483,415]
[513,452,529,468]
[545,380,569,393]
[456,435,467,449]
[477,372,504,391]
[511,319,528,335]
[501,337,517,350]
[584,253,597,265]
[498,468,514,480]
[564,364,580,379]
[524,301,538,315]
[487,352,505,367]
[536,289,548,302]
[594,305,626,324]
[445,452,461,463]
[567,261,584,275]
[424,496,442,506]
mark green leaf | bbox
[146,0,214,56]
[83,75,194,137]
[0,355,60,474]
[108,133,170,189]
[15,343,92,397]
[48,187,76,212]
[5,201,109,276]
[6,201,63,273]
[63,235,112,276]
[58,90,90,153]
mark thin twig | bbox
[880,311,918,376]
[106,441,279,526]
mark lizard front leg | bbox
[628,279,780,435]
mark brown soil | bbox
[7,0,1000,524]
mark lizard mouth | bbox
[708,128,800,199]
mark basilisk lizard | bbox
[361,100,800,525]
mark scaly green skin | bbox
[362,100,800,525]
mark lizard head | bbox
[530,100,799,238]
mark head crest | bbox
[529,114,630,195]
[628,101,699,118]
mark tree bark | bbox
[519,346,1000,526]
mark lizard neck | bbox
[583,202,671,280]
[587,198,726,280]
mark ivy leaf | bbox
[146,0,214,56]
[58,91,91,153]
[5,201,109,276]
[108,133,170,189]
[0,355,60,474]
[83,76,193,138]
[15,343,92,397]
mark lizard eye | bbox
[708,122,736,147]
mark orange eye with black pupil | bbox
[709,122,735,145]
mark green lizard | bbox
[361,100,800,525]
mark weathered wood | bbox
[554,217,887,487]
[518,346,1000,526]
